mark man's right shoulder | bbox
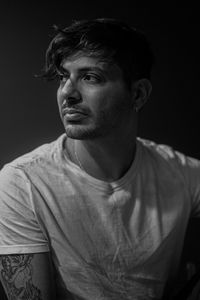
[0,134,66,175]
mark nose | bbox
[60,78,81,103]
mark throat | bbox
[66,138,136,182]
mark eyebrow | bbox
[58,65,108,75]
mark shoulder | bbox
[0,134,66,176]
[137,137,199,164]
[137,137,200,177]
[137,137,177,159]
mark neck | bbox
[67,130,137,182]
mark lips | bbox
[63,108,86,114]
[62,108,88,121]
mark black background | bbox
[0,1,200,298]
[0,1,200,167]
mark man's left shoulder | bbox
[137,137,200,170]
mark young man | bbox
[0,18,199,300]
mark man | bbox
[0,18,199,300]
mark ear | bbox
[131,79,152,112]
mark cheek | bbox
[57,88,63,109]
[56,88,63,118]
[92,91,130,116]
[83,87,120,112]
[57,88,61,105]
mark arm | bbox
[0,252,56,300]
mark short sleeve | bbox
[0,165,49,254]
[174,151,200,218]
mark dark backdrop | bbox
[0,1,200,167]
[0,2,200,298]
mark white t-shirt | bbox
[0,134,200,300]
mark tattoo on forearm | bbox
[0,254,43,300]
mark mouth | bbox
[62,108,88,121]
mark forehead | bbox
[60,53,122,77]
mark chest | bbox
[39,177,189,267]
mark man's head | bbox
[43,18,154,140]
[43,18,155,88]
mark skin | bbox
[57,53,152,181]
[0,253,56,300]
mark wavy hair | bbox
[42,18,155,86]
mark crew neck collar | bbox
[59,134,141,191]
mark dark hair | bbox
[42,18,155,86]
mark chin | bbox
[64,124,103,140]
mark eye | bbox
[57,73,69,83]
[83,73,102,83]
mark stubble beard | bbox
[63,112,115,140]
[64,122,109,140]
[63,104,132,140]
